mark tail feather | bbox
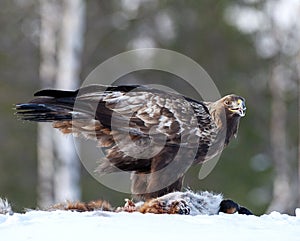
[16,102,74,122]
[15,89,77,122]
[15,85,144,123]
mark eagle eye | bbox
[224,100,230,106]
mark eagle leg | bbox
[142,176,184,200]
[131,172,184,201]
[132,145,186,200]
[131,172,148,200]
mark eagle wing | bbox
[16,85,217,173]
[16,85,245,199]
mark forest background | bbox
[0,0,299,215]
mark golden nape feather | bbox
[16,84,246,200]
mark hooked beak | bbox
[230,99,246,117]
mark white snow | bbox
[1,210,300,241]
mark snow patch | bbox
[0,210,300,241]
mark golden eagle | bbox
[16,85,246,199]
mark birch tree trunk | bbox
[38,0,60,208]
[38,0,85,208]
[54,0,86,202]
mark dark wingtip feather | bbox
[15,103,72,122]
[16,103,49,110]
[34,89,78,98]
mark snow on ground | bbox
[1,210,300,241]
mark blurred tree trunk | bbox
[38,0,60,208]
[267,65,294,214]
[38,0,85,208]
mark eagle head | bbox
[222,95,246,117]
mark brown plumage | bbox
[16,84,246,200]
